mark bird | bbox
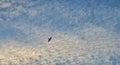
[48,36,52,42]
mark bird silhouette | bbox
[48,37,52,42]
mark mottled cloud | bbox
[0,0,120,65]
[0,23,120,65]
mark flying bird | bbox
[48,36,52,42]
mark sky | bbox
[0,0,120,65]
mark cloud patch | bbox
[0,0,120,65]
[0,23,119,65]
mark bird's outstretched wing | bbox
[48,37,52,42]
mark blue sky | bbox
[0,0,120,65]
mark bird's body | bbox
[48,37,52,42]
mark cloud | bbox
[0,2,11,8]
[0,23,119,65]
[0,0,120,65]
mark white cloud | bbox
[0,0,120,65]
[0,2,11,8]
[0,22,119,65]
